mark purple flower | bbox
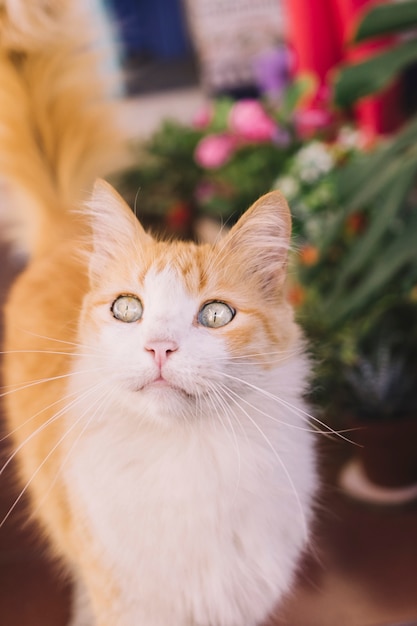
[194,133,236,169]
[252,46,291,98]
[228,100,277,142]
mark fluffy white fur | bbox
[65,264,316,626]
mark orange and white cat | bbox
[0,2,317,625]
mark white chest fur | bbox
[65,382,316,626]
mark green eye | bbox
[111,295,143,323]
[198,301,235,328]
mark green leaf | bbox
[334,38,417,107]
[354,0,417,42]
[210,98,234,132]
[336,115,417,208]
[279,73,318,119]
[327,161,417,301]
[326,214,417,325]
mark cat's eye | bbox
[198,301,235,328]
[111,295,143,323]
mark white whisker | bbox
[0,363,120,444]
[0,383,83,443]
[222,371,354,444]
[13,329,110,357]
[1,349,105,358]
[218,382,309,542]
[204,380,243,490]
[0,377,110,478]
[0,366,109,399]
[219,382,319,435]
[214,348,306,363]
[30,382,116,520]
[0,379,111,528]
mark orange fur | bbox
[0,0,127,256]
[0,1,128,618]
[3,183,299,622]
[0,4,315,625]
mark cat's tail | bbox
[0,0,129,257]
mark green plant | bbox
[290,0,417,421]
[339,301,417,421]
[287,139,417,420]
[115,5,417,423]
[333,0,417,108]
[117,77,323,234]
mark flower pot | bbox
[356,416,417,488]
[340,416,417,505]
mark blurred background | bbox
[2,0,417,624]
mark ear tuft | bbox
[85,179,152,281]
[220,190,292,299]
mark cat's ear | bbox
[220,190,292,299]
[85,178,152,281]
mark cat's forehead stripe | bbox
[143,241,210,294]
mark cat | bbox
[0,1,318,625]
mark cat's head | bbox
[77,180,301,423]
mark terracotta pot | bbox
[352,416,417,489]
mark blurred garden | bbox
[115,0,417,497]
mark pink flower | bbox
[194,133,236,169]
[192,104,213,129]
[295,107,333,139]
[228,99,277,142]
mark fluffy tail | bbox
[0,0,128,256]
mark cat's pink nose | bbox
[145,340,178,368]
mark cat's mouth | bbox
[146,376,173,390]
[137,375,194,399]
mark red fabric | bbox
[286,0,344,84]
[285,0,404,136]
[337,0,403,136]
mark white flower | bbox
[337,126,363,149]
[295,141,334,183]
[273,175,299,198]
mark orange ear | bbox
[85,179,152,282]
[220,190,292,299]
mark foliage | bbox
[333,0,417,108]
[117,5,417,422]
[117,76,326,234]
[286,133,417,419]
[289,0,417,421]
[280,128,417,420]
[339,301,417,421]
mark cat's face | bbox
[76,181,297,423]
